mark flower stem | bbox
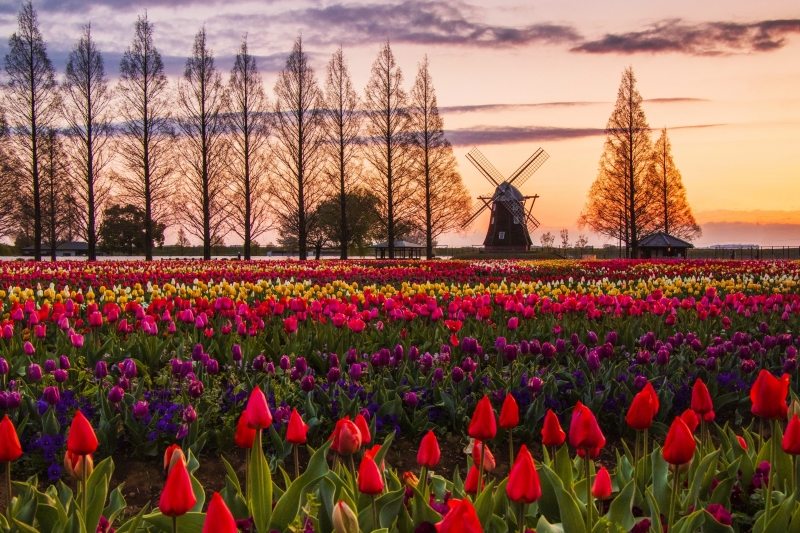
[585,454,593,533]
[372,495,378,528]
[5,461,11,517]
[517,502,525,533]
[293,444,299,480]
[81,456,88,520]
[509,431,514,467]
[668,464,679,533]
[420,466,428,498]
[245,449,250,500]
[172,515,178,533]
[766,418,775,523]
[477,443,486,497]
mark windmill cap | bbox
[493,182,524,201]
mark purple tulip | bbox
[461,357,477,373]
[192,343,204,360]
[301,375,315,392]
[95,361,108,380]
[24,341,35,356]
[295,357,308,374]
[656,348,670,366]
[123,359,137,379]
[252,354,266,371]
[1,325,12,339]
[451,366,465,383]
[205,359,219,375]
[0,358,8,375]
[59,355,70,370]
[188,380,204,398]
[555,338,566,353]
[504,344,518,362]
[43,386,60,405]
[433,367,444,383]
[520,340,530,354]
[527,376,543,393]
[404,392,419,407]
[108,386,124,403]
[232,344,243,362]
[495,337,507,352]
[6,392,20,409]
[605,331,618,345]
[182,405,197,424]
[27,363,42,382]
[393,344,404,360]
[541,342,555,359]
[349,363,362,380]
[266,362,275,375]
[327,367,341,381]
[587,351,601,372]
[408,346,419,361]
[117,377,130,391]
[279,355,291,371]
[54,369,68,383]
[741,359,756,373]
[633,375,648,391]
[133,401,149,419]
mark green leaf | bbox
[536,514,566,533]
[474,480,497,529]
[411,486,442,525]
[86,457,114,533]
[248,433,273,533]
[686,451,719,511]
[672,509,706,533]
[701,510,734,533]
[604,480,635,531]
[144,512,206,533]
[763,494,796,533]
[377,488,406,528]
[268,440,331,531]
[542,465,586,533]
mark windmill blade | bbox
[466,148,505,187]
[507,148,549,189]
[525,212,541,234]
[461,199,491,229]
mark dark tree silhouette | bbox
[116,13,174,261]
[227,35,272,260]
[62,24,113,261]
[98,203,165,255]
[363,41,415,259]
[0,113,20,242]
[579,67,654,257]
[271,37,325,260]
[408,55,471,259]
[648,128,701,240]
[3,1,59,261]
[175,26,228,260]
[322,46,362,259]
[40,129,80,260]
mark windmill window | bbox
[492,204,496,211]
[491,216,495,224]
[499,232,505,240]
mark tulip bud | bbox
[64,450,94,479]
[332,501,359,533]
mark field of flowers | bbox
[1,258,799,533]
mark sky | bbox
[1,0,798,248]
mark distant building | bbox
[21,241,100,257]
[371,241,424,259]
[638,232,694,259]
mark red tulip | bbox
[691,379,713,416]
[736,436,748,450]
[331,418,362,456]
[436,498,483,533]
[506,444,541,504]
[662,417,696,466]
[783,415,800,455]
[357,455,384,495]
[0,415,23,462]
[203,493,236,533]
[471,441,496,472]
[750,370,790,420]
[245,386,272,429]
[286,409,308,445]
[626,390,655,431]
[67,410,98,456]
[163,444,185,474]
[592,467,613,500]
[468,396,497,442]
[417,430,441,468]
[680,409,699,433]
[464,465,483,495]
[234,413,256,449]
[541,409,566,446]
[643,382,660,415]
[364,445,385,471]
[499,394,519,429]
[569,402,606,451]
[355,413,371,445]
[158,458,197,517]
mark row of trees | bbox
[0,2,472,261]
[579,67,700,257]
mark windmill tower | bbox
[461,147,549,251]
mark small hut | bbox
[371,241,424,259]
[638,232,694,259]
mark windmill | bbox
[461,147,549,251]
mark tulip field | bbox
[1,258,800,533]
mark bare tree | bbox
[227,35,272,260]
[363,41,415,259]
[539,231,554,251]
[271,37,325,260]
[40,129,80,260]
[322,46,362,259]
[408,55,471,259]
[62,24,113,261]
[174,26,228,260]
[116,13,174,261]
[3,1,59,261]
[579,67,654,257]
[575,234,589,256]
[648,128,701,240]
[0,113,20,242]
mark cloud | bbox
[573,18,800,55]
[279,0,582,48]
[445,125,605,146]
[441,101,604,114]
